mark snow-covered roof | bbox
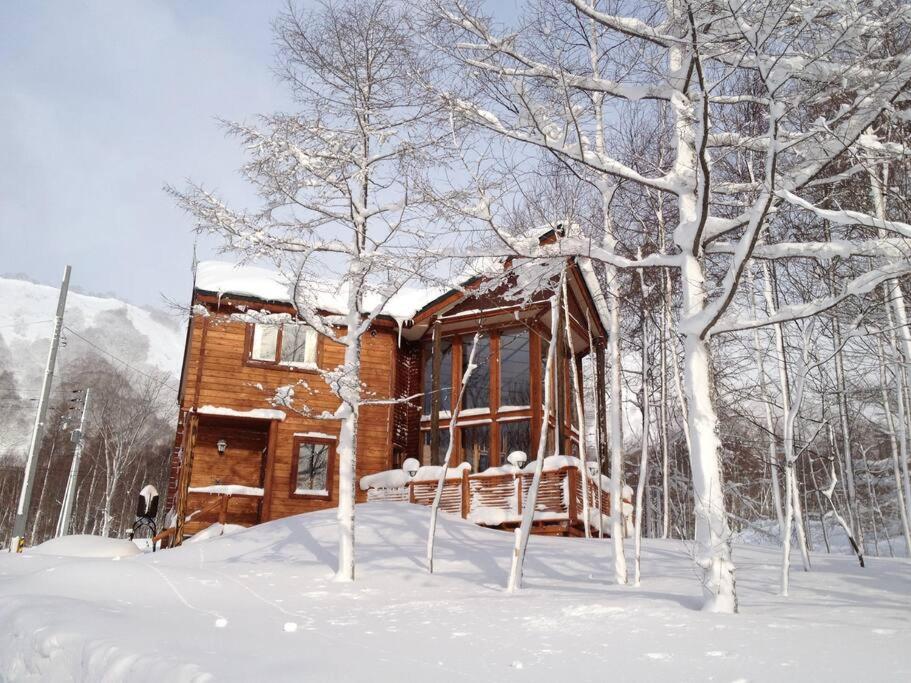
[195,240,609,333]
[195,261,448,323]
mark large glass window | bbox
[422,339,452,414]
[461,334,490,410]
[499,420,531,460]
[460,424,491,472]
[251,324,279,362]
[499,330,531,407]
[422,429,451,465]
[281,324,317,367]
[293,440,331,495]
[251,323,317,367]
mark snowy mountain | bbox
[0,276,185,457]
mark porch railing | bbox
[364,465,632,536]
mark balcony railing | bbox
[362,460,633,537]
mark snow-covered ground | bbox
[1,503,908,681]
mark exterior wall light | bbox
[506,450,527,471]
[402,457,420,479]
[216,439,228,455]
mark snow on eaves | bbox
[197,405,286,421]
[195,261,447,323]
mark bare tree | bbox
[432,0,911,612]
[170,0,462,581]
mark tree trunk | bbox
[634,295,650,585]
[508,278,562,593]
[427,333,479,572]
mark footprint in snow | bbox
[705,650,728,658]
[646,653,670,661]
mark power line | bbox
[0,319,54,330]
[61,326,179,393]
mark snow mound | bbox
[28,534,142,559]
[185,523,247,544]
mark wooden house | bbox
[166,229,619,542]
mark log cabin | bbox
[165,228,626,543]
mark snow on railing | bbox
[360,457,633,536]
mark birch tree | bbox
[433,0,911,612]
[170,0,459,581]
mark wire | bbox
[0,319,54,330]
[61,326,179,393]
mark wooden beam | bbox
[174,412,199,546]
[489,331,501,466]
[554,306,565,453]
[451,335,462,462]
[429,319,442,466]
[529,332,542,456]
[192,317,209,409]
[260,419,279,522]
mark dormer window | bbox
[249,323,318,368]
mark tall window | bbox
[499,330,530,406]
[422,429,451,465]
[250,323,317,367]
[461,334,489,410]
[251,324,279,362]
[281,324,317,367]
[292,439,332,496]
[460,424,490,472]
[500,420,531,459]
[422,338,452,414]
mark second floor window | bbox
[250,323,317,367]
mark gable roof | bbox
[193,227,609,337]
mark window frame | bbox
[245,322,321,373]
[289,435,336,500]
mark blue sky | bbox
[0,2,315,306]
[1,1,522,308]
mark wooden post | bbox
[490,332,501,465]
[174,412,199,546]
[429,319,442,466]
[260,419,279,522]
[218,495,229,525]
[554,307,566,453]
[516,471,524,515]
[567,466,578,526]
[529,332,543,458]
[461,469,470,519]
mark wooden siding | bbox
[178,306,398,528]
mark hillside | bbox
[1,502,908,681]
[0,276,185,456]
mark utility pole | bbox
[10,265,71,551]
[55,388,90,538]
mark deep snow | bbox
[1,503,908,681]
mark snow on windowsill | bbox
[293,432,337,440]
[198,406,286,421]
[189,485,265,496]
[293,488,328,496]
